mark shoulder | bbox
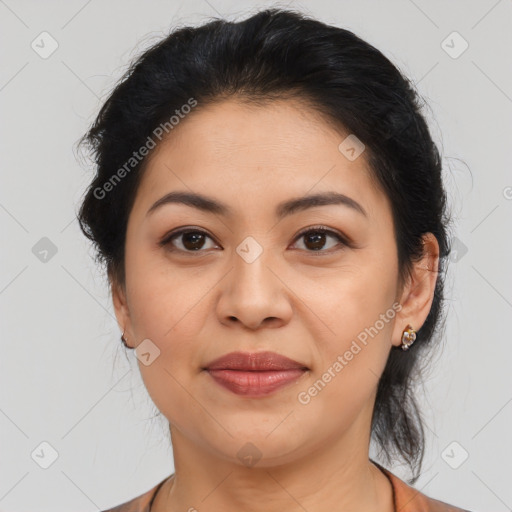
[374,462,474,512]
[101,475,172,512]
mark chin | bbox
[205,428,310,468]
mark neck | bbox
[152,429,394,512]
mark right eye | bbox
[160,228,220,254]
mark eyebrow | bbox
[146,190,367,220]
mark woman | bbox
[78,8,473,512]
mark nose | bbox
[216,246,293,330]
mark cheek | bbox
[292,269,397,429]
[125,242,209,340]
[124,255,209,426]
[300,251,398,373]
[123,253,216,412]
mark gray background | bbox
[1,0,511,511]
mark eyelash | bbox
[159,225,351,256]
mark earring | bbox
[121,331,133,349]
[400,324,416,350]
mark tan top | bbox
[102,462,472,512]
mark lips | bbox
[204,351,308,371]
[203,351,308,397]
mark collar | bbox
[372,460,470,512]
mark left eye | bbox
[291,227,346,252]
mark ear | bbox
[391,232,440,348]
[110,272,134,348]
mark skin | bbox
[112,98,439,512]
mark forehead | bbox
[132,98,388,222]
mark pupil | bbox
[183,232,204,250]
[305,232,325,250]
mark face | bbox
[112,98,438,467]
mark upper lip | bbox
[204,351,308,371]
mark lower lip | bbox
[206,369,307,397]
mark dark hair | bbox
[77,8,453,484]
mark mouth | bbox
[203,351,309,397]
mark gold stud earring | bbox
[121,331,133,349]
[400,324,416,350]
